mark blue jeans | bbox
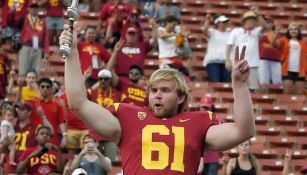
[206,63,231,82]
[202,163,219,175]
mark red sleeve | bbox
[99,3,108,20]
[100,46,110,61]
[57,103,65,123]
[43,21,49,54]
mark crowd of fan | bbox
[0,0,306,174]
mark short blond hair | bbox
[148,68,190,112]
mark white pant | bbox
[258,59,282,84]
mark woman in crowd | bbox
[222,140,261,175]
[7,70,39,102]
[274,22,306,94]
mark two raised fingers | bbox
[234,45,246,63]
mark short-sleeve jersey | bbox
[107,103,220,174]
[117,77,147,107]
[5,122,37,173]
[28,98,65,145]
[19,147,59,175]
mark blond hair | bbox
[148,68,190,112]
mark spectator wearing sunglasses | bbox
[106,53,147,106]
[28,77,67,147]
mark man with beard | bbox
[60,23,255,175]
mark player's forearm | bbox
[232,83,255,140]
[65,44,88,111]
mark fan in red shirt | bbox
[29,77,66,146]
[121,8,144,42]
[107,20,157,76]
[16,125,64,175]
[78,26,110,88]
[1,0,29,48]
[18,1,49,76]
[87,69,122,108]
[106,44,147,106]
[5,102,54,173]
[98,0,132,38]
[62,24,255,174]
[39,0,66,45]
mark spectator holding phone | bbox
[70,135,112,175]
[16,125,64,174]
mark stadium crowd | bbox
[0,0,306,174]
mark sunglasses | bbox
[99,78,110,81]
[129,71,141,76]
[40,85,51,89]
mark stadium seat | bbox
[208,82,232,92]
[258,104,288,115]
[256,125,282,136]
[270,115,299,126]
[266,136,296,148]
[251,93,276,104]
[284,126,307,137]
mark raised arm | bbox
[60,23,121,144]
[205,46,255,151]
[251,7,271,31]
[202,14,212,37]
[225,44,233,71]
[148,18,158,47]
[106,39,124,87]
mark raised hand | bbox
[59,23,77,50]
[231,46,249,83]
[114,39,124,53]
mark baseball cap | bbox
[288,22,299,29]
[71,168,88,175]
[242,11,257,23]
[199,96,214,107]
[97,69,112,79]
[301,166,307,173]
[214,15,229,24]
[127,27,137,33]
[15,102,33,111]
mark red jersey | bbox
[115,41,151,76]
[1,0,29,27]
[117,77,147,107]
[259,33,281,61]
[29,98,65,145]
[99,1,132,33]
[19,147,59,175]
[107,103,220,175]
[5,122,37,173]
[19,14,49,54]
[0,54,10,98]
[59,93,88,130]
[88,87,122,107]
[45,0,64,17]
[77,41,110,80]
